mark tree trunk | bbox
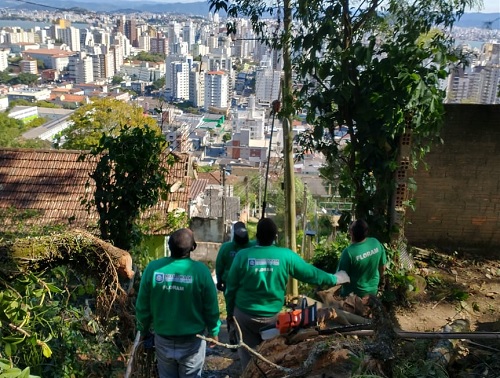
[0,229,134,279]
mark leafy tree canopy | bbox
[58,98,158,150]
[130,51,165,63]
[209,0,479,241]
[0,112,25,147]
[81,124,174,250]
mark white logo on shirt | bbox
[355,247,380,261]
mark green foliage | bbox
[58,98,158,150]
[0,265,127,377]
[25,117,47,129]
[130,51,165,63]
[111,75,123,85]
[152,77,165,90]
[9,73,39,86]
[0,359,40,378]
[310,232,350,273]
[209,0,476,244]
[80,124,173,250]
[222,132,231,142]
[0,113,25,147]
[7,99,33,109]
[35,101,60,109]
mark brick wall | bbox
[405,104,500,252]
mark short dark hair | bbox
[233,221,249,245]
[256,218,277,246]
[350,219,368,242]
[168,228,197,258]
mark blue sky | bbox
[63,0,500,13]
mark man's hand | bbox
[333,270,350,284]
[216,281,226,292]
[208,335,218,348]
[140,332,155,350]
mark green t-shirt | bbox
[215,239,257,284]
[337,237,387,297]
[225,245,339,317]
[136,257,220,337]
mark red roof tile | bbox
[0,148,192,235]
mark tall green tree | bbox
[80,125,173,250]
[209,0,478,241]
[58,98,158,150]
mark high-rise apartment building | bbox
[151,35,169,55]
[59,27,81,52]
[255,56,281,104]
[69,52,94,84]
[204,70,229,109]
[170,61,190,100]
[0,48,9,71]
[20,58,38,74]
[189,66,205,108]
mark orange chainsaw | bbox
[276,297,318,334]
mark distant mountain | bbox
[3,0,215,16]
[2,0,499,28]
[455,13,500,28]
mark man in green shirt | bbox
[337,219,387,298]
[225,218,350,370]
[215,221,256,293]
[136,228,221,378]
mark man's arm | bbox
[135,265,152,333]
[202,267,221,338]
[224,254,241,318]
[288,250,349,286]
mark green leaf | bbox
[4,343,11,357]
[41,342,52,358]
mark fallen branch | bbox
[0,229,134,279]
[340,329,500,340]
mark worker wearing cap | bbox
[135,228,220,378]
[215,221,256,294]
[225,218,350,370]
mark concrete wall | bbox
[406,104,500,252]
[191,242,220,264]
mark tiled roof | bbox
[197,171,221,185]
[0,148,191,235]
[189,179,209,200]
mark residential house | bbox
[0,148,194,257]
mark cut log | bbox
[427,319,470,367]
[0,229,134,279]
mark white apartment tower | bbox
[69,52,94,84]
[231,95,265,140]
[204,70,229,109]
[59,27,81,52]
[189,66,205,108]
[170,61,190,100]
[255,56,281,104]
[0,48,9,71]
[183,21,196,51]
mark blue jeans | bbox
[154,334,206,378]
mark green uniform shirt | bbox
[337,237,387,297]
[225,245,340,317]
[135,257,221,337]
[215,240,257,284]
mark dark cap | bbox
[232,221,249,245]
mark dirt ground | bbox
[202,249,500,378]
